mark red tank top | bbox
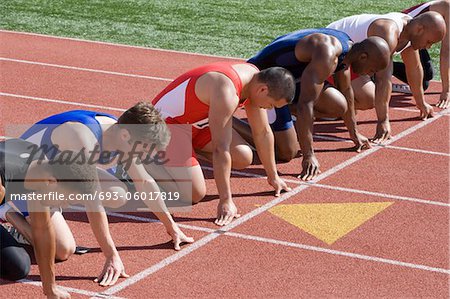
[152,61,257,127]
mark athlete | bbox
[0,138,98,298]
[394,1,449,109]
[327,11,446,143]
[20,102,193,250]
[148,61,295,226]
[235,29,390,180]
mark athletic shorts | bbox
[163,120,212,167]
[269,80,332,132]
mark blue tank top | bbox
[248,28,352,79]
[20,110,118,163]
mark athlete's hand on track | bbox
[437,91,450,109]
[215,199,240,226]
[371,120,391,144]
[418,102,434,120]
[298,154,321,181]
[351,132,371,152]
[166,226,195,250]
[46,287,71,299]
[95,254,129,286]
[267,175,291,197]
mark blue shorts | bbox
[267,81,301,132]
[268,80,335,132]
[267,106,294,132]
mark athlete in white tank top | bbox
[327,12,410,44]
[405,1,435,18]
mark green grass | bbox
[0,0,441,77]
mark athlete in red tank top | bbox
[148,61,296,226]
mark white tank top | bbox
[404,1,434,18]
[326,12,410,43]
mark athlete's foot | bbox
[392,83,412,94]
[1,223,30,245]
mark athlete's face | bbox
[250,84,288,109]
[411,29,440,50]
[351,53,387,76]
[352,60,377,76]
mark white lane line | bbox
[19,279,125,299]
[314,134,450,157]
[201,166,450,207]
[313,134,351,142]
[0,92,126,112]
[309,182,450,207]
[391,107,419,113]
[224,232,450,275]
[100,184,311,296]
[386,145,449,157]
[101,211,450,277]
[311,111,447,183]
[106,210,216,233]
[101,109,448,296]
[0,57,173,82]
[2,92,446,157]
[0,30,243,60]
[68,206,216,234]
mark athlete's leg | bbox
[7,205,75,262]
[144,162,206,205]
[199,128,253,170]
[49,211,76,261]
[313,85,348,118]
[0,225,31,281]
[144,124,207,205]
[392,49,433,90]
[232,106,298,162]
[97,168,128,209]
[352,75,375,110]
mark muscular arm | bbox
[440,27,450,99]
[335,69,357,136]
[54,124,127,285]
[368,20,399,141]
[433,0,450,104]
[245,103,277,178]
[28,202,58,297]
[374,59,394,123]
[84,201,118,259]
[335,69,370,151]
[51,123,99,152]
[208,76,238,203]
[401,46,433,119]
[126,160,179,230]
[296,42,335,179]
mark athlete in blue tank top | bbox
[248,28,351,80]
[21,110,117,163]
[235,30,391,181]
[18,103,194,253]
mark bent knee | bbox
[104,186,128,208]
[55,243,75,262]
[1,248,31,280]
[355,96,374,110]
[231,145,253,170]
[191,185,206,204]
[276,146,298,162]
[329,101,347,117]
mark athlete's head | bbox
[347,36,391,76]
[117,102,170,151]
[38,153,99,207]
[407,11,446,50]
[249,67,295,109]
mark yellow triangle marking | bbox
[268,202,394,245]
